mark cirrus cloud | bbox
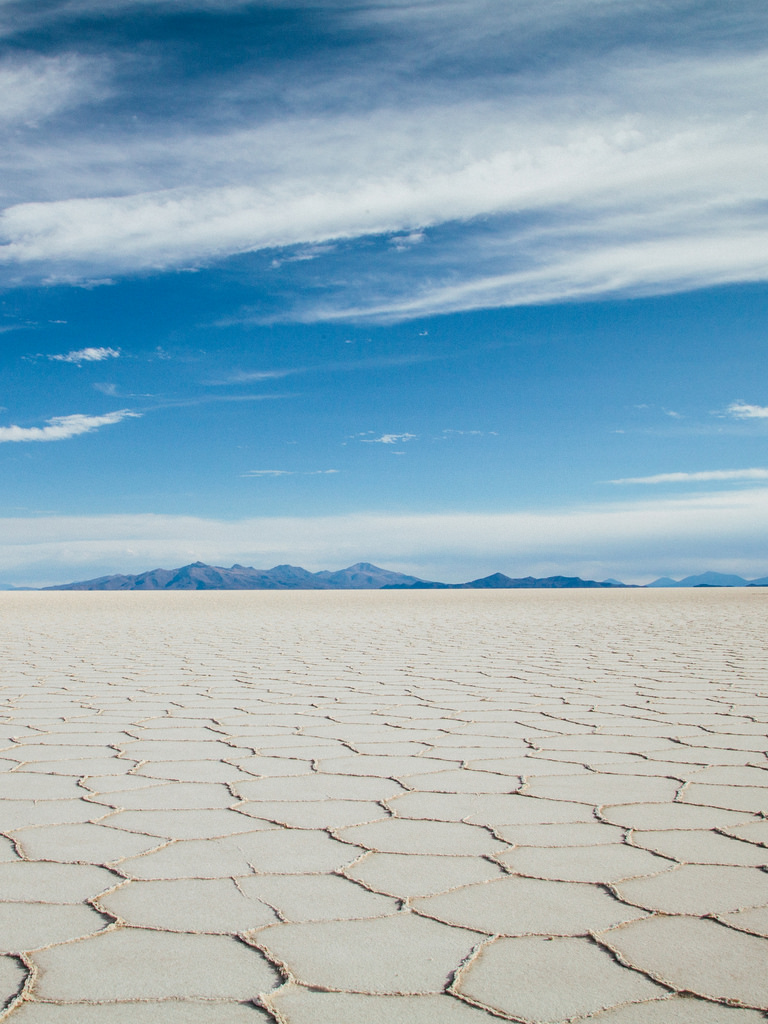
[0,409,139,443]
[240,468,339,478]
[0,41,766,320]
[609,468,768,485]
[0,54,107,125]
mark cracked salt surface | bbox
[1,589,767,1022]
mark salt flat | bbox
[0,589,766,1023]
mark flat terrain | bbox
[0,589,767,1023]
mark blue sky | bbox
[1,0,767,585]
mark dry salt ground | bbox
[0,588,767,1023]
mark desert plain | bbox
[0,588,767,1023]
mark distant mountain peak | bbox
[646,571,751,588]
[468,572,517,586]
[22,562,767,592]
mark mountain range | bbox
[1,564,762,591]
[383,572,624,590]
[42,562,423,591]
[646,572,768,587]
[40,562,630,591]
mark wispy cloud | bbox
[240,470,292,478]
[220,369,298,384]
[1,16,766,321]
[148,393,295,412]
[0,409,139,443]
[361,432,417,444]
[0,321,34,334]
[610,468,768,485]
[240,469,339,478]
[270,244,336,269]
[48,346,120,364]
[439,429,498,438]
[389,231,425,251]
[0,54,107,125]
[725,401,768,420]
[211,351,446,384]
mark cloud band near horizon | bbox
[3,487,767,587]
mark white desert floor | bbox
[0,589,767,1024]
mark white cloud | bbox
[610,469,768,485]
[0,322,34,334]
[362,433,417,444]
[2,487,768,586]
[1,47,767,317]
[0,409,139,443]
[726,401,768,419]
[440,429,496,437]
[0,55,107,125]
[49,346,120,364]
[223,369,298,383]
[310,220,768,322]
[38,0,277,14]
[240,469,339,478]
[240,470,293,478]
[271,244,336,269]
[389,231,425,251]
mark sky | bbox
[1,0,767,586]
